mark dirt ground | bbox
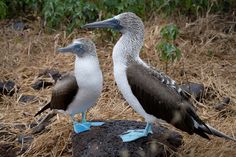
[0,13,236,157]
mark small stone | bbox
[19,95,36,103]
[31,124,46,134]
[31,80,53,90]
[18,135,33,144]
[0,80,17,96]
[14,124,26,130]
[12,21,25,31]
[38,69,62,81]
[180,82,204,101]
[214,97,230,111]
[28,122,38,129]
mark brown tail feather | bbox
[34,102,51,117]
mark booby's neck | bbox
[112,30,154,122]
[74,55,102,88]
[112,31,144,65]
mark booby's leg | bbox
[120,123,153,142]
[81,112,104,127]
[71,112,104,134]
[71,114,90,133]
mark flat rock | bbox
[180,82,204,101]
[72,120,183,157]
[38,69,62,81]
[0,80,16,96]
[19,95,36,103]
[31,79,53,90]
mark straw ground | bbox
[0,14,235,156]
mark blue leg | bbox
[72,112,104,134]
[81,112,104,127]
[71,114,90,133]
[120,123,153,142]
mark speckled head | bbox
[58,38,97,57]
[83,12,144,34]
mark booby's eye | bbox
[73,44,82,53]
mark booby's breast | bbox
[67,56,103,115]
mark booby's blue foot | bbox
[120,123,153,142]
[73,121,104,133]
[72,112,105,133]
[89,122,105,126]
[73,122,91,133]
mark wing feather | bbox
[50,73,78,110]
[126,63,202,134]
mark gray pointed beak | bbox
[83,18,122,30]
[58,44,75,53]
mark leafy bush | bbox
[156,24,181,73]
[0,0,7,19]
[0,0,235,32]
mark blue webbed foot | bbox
[72,112,105,134]
[73,122,104,133]
[120,123,153,142]
[73,122,91,133]
[89,122,105,126]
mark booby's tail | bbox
[34,102,51,117]
[195,123,236,142]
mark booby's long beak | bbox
[83,18,122,30]
[58,44,77,53]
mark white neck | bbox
[112,32,144,65]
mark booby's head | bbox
[83,12,144,34]
[58,38,97,57]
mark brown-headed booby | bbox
[83,12,236,142]
[35,38,104,133]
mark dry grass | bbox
[0,13,236,157]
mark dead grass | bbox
[0,13,236,157]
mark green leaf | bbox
[156,42,181,63]
[160,24,179,41]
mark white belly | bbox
[66,56,103,116]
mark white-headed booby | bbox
[35,38,104,133]
[83,12,236,142]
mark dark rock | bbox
[72,120,183,157]
[28,122,38,129]
[180,82,204,101]
[12,21,25,31]
[0,143,16,157]
[31,124,46,134]
[214,97,231,111]
[38,69,61,81]
[31,112,56,134]
[0,80,16,96]
[31,80,53,90]
[19,95,36,103]
[14,124,26,130]
[17,135,33,144]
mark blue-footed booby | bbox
[83,12,236,142]
[35,38,104,133]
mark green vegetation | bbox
[156,24,181,73]
[0,0,235,32]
